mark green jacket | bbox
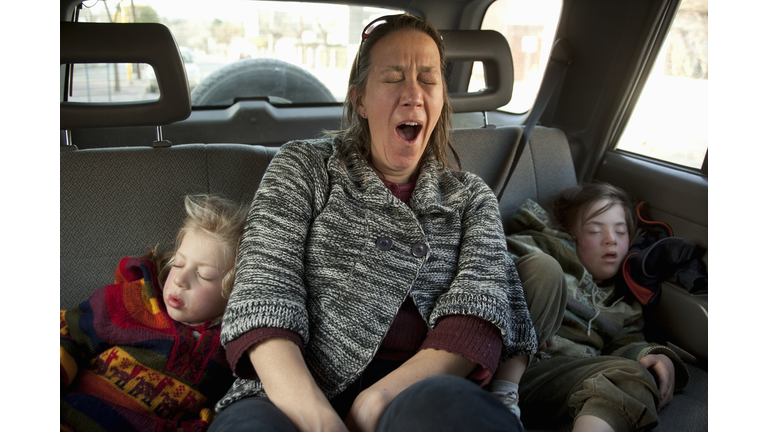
[506,199,689,391]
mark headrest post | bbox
[482,111,489,127]
[153,126,172,147]
[60,129,78,151]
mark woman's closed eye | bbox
[419,74,438,85]
[382,72,404,83]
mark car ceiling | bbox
[61,0,496,28]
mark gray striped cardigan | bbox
[216,138,536,411]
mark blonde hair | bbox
[160,195,248,299]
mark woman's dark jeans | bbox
[210,361,521,432]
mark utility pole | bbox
[103,0,121,92]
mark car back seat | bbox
[60,144,278,309]
[444,31,577,227]
[455,125,578,231]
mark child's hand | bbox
[538,338,554,352]
[639,354,675,409]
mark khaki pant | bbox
[514,253,660,432]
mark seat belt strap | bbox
[496,38,573,202]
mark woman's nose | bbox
[401,77,424,106]
[604,231,617,245]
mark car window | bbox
[181,50,193,64]
[66,62,159,103]
[615,0,708,170]
[71,1,403,106]
[474,0,563,114]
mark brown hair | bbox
[550,182,637,241]
[156,195,248,299]
[329,14,460,173]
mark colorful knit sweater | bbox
[217,138,537,411]
[505,199,689,391]
[60,257,235,432]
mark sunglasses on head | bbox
[355,14,416,78]
[361,14,411,42]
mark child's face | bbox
[574,199,630,283]
[163,230,230,324]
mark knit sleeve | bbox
[420,314,502,385]
[60,258,164,392]
[428,173,537,361]
[221,140,331,347]
[60,310,79,390]
[60,287,119,390]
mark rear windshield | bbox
[74,1,403,107]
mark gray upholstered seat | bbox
[60,144,277,310]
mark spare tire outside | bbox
[191,58,337,106]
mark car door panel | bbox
[594,150,707,248]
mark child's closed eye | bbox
[197,272,214,282]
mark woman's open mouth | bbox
[396,121,423,143]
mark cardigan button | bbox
[411,242,428,257]
[417,214,428,223]
[376,236,394,251]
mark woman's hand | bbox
[638,354,675,409]
[344,349,476,432]
[344,384,396,432]
[249,338,348,432]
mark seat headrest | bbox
[442,30,514,113]
[60,22,191,129]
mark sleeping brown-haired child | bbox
[489,182,690,432]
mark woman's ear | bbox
[350,87,367,119]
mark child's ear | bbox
[568,227,581,243]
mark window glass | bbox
[475,0,562,113]
[73,1,403,106]
[67,63,158,103]
[467,62,486,93]
[616,0,708,169]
